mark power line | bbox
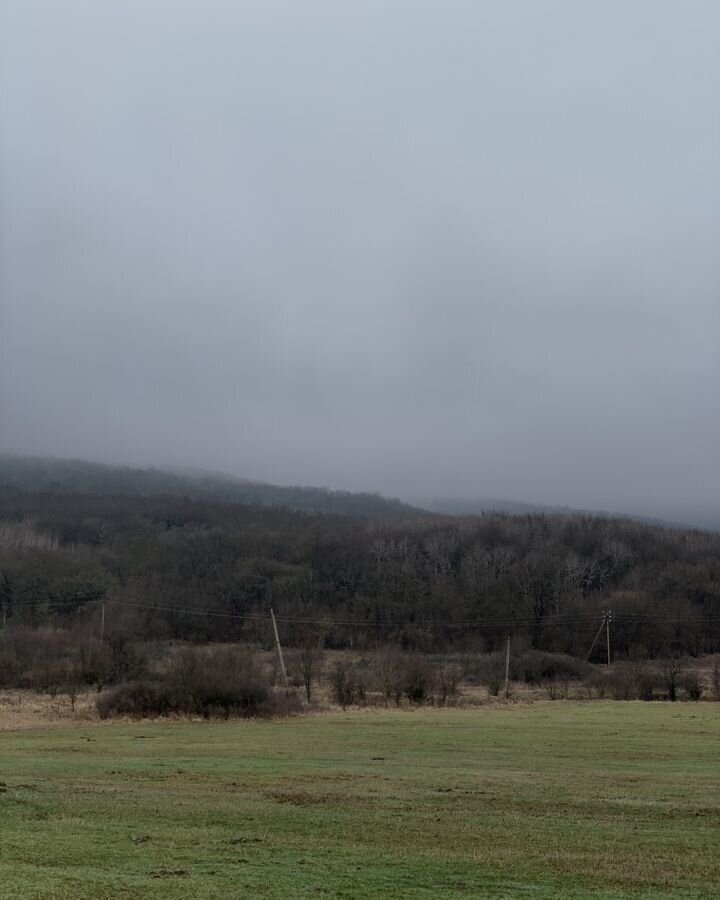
[0,594,592,625]
[3,594,720,630]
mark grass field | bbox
[0,703,718,899]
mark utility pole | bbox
[270,607,289,690]
[100,600,106,642]
[504,634,511,700]
[585,611,607,663]
[605,609,612,668]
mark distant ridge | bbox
[0,454,713,531]
[416,497,697,531]
[0,454,421,519]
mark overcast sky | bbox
[1,1,718,525]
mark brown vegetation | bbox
[2,638,718,731]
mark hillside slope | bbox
[0,477,718,658]
[0,454,421,519]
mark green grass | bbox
[0,703,718,899]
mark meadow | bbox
[0,703,718,899]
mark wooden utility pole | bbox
[504,634,511,699]
[585,612,607,662]
[100,600,106,642]
[270,607,289,690]
[605,609,612,668]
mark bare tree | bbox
[371,646,402,706]
[681,669,703,701]
[297,631,324,703]
[658,658,684,702]
[65,679,81,713]
[437,662,462,706]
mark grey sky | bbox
[1,1,718,526]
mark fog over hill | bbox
[0,454,420,519]
[417,497,706,532]
[1,453,716,532]
[1,2,718,531]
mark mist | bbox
[1,1,718,527]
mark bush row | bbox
[1,626,719,715]
[97,646,297,719]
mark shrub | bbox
[172,645,270,716]
[436,663,462,705]
[107,635,147,684]
[636,667,660,701]
[681,670,703,701]
[371,646,403,706]
[330,660,368,709]
[331,662,351,709]
[97,645,274,719]
[658,658,684,702]
[0,627,74,690]
[583,669,607,699]
[515,651,592,685]
[543,677,569,700]
[606,668,638,700]
[97,680,170,719]
[78,639,113,690]
[0,640,20,687]
[467,653,505,696]
[401,655,435,704]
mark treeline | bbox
[1,484,719,660]
[2,631,717,719]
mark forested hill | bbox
[0,474,718,659]
[0,455,420,519]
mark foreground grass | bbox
[0,703,718,899]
